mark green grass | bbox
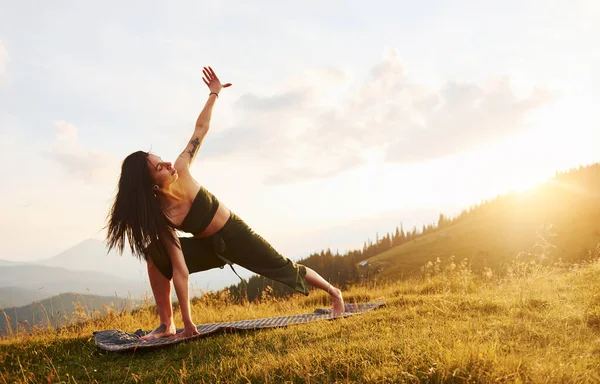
[1,257,600,383]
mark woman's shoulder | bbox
[163,183,201,227]
[173,176,202,202]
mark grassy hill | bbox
[364,163,600,280]
[225,164,600,301]
[0,257,599,382]
[0,164,599,382]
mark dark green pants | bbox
[148,213,309,296]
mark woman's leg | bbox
[220,214,346,314]
[140,259,176,341]
[305,266,345,314]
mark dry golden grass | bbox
[1,256,600,383]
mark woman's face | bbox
[147,153,178,189]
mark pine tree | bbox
[438,213,447,228]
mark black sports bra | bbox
[176,186,219,235]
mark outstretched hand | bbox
[203,66,232,95]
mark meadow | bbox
[2,165,599,383]
[1,254,600,383]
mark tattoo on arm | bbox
[186,137,201,162]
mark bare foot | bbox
[140,323,176,341]
[170,326,200,340]
[330,287,345,315]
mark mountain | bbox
[0,293,144,336]
[365,163,600,279]
[3,238,244,303]
[35,239,148,280]
[0,287,49,308]
[0,265,149,303]
[34,238,246,291]
[0,259,28,267]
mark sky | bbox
[0,0,598,265]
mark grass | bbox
[1,257,600,383]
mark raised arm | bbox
[175,67,232,173]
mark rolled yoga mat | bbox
[93,302,386,352]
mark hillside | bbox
[225,163,600,300]
[0,256,599,382]
[366,163,600,279]
[0,293,144,336]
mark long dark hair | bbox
[105,150,178,262]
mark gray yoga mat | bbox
[93,302,386,352]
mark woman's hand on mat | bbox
[171,325,200,339]
[202,66,232,95]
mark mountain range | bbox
[0,238,245,309]
[0,292,144,336]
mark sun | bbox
[507,173,541,193]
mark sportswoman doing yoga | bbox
[106,67,344,340]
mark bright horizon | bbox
[0,1,598,263]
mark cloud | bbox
[202,48,554,184]
[201,67,352,161]
[0,41,8,86]
[234,89,311,111]
[0,41,7,74]
[44,121,119,184]
[263,155,363,185]
[302,48,554,167]
[384,76,555,162]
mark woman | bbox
[106,67,344,340]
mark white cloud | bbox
[0,40,8,86]
[234,89,311,112]
[0,116,115,261]
[0,41,7,74]
[55,120,78,144]
[203,48,554,184]
[200,66,352,163]
[44,120,119,184]
[384,76,554,162]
